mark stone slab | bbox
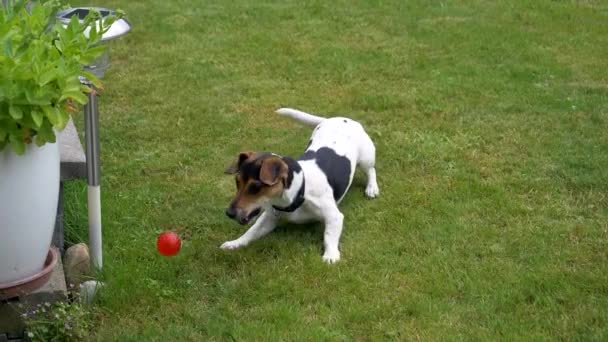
[58,119,86,181]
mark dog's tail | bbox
[276,108,325,127]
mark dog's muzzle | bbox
[225,207,261,225]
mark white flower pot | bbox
[0,140,60,284]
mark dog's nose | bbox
[225,207,237,219]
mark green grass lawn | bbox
[64,0,608,340]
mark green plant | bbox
[22,297,95,342]
[0,0,118,154]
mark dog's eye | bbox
[248,181,262,195]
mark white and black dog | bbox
[222,108,379,263]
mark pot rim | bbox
[0,247,59,300]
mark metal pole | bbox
[82,79,103,271]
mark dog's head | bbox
[224,152,289,225]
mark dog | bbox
[221,108,379,263]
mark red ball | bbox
[157,232,181,257]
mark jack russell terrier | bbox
[222,108,379,263]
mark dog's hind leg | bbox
[321,204,344,264]
[358,134,380,199]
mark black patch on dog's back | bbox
[299,147,351,201]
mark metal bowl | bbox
[56,7,132,78]
[56,7,131,41]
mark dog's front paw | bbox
[365,183,380,199]
[220,240,244,250]
[322,250,341,264]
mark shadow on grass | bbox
[273,221,323,242]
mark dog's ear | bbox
[225,152,256,174]
[259,157,288,186]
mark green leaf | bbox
[80,45,107,65]
[59,90,89,105]
[38,68,57,86]
[4,38,13,57]
[35,135,46,147]
[9,104,23,119]
[62,83,84,94]
[55,23,69,45]
[41,105,60,125]
[54,39,64,53]
[41,105,69,130]
[9,134,26,155]
[68,13,80,35]
[37,119,56,145]
[81,71,103,89]
[0,118,19,135]
[31,109,43,128]
[88,19,99,42]
[23,86,55,106]
[56,109,69,131]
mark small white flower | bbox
[44,302,51,307]
[27,332,34,338]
